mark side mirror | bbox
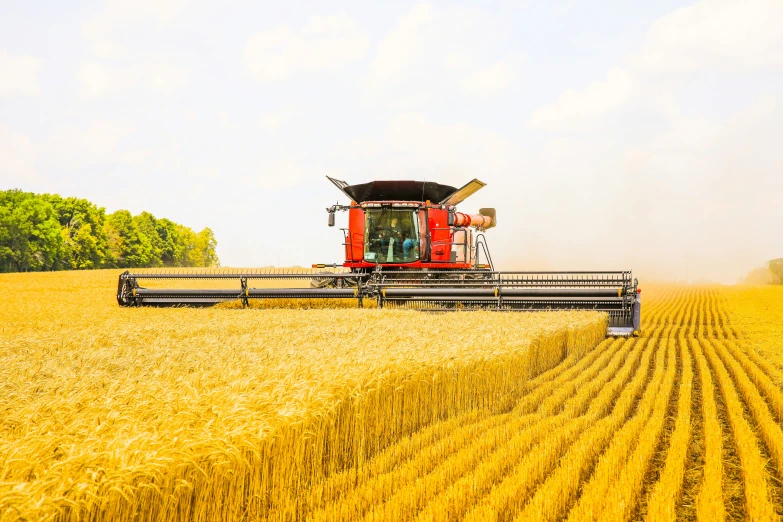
[328,211,336,227]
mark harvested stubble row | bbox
[645,333,694,521]
[4,272,783,521]
[0,271,605,521]
[300,285,783,521]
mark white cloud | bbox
[217,111,231,127]
[243,14,369,83]
[189,165,221,180]
[635,0,783,73]
[528,0,783,133]
[0,124,36,183]
[364,3,435,95]
[458,60,519,98]
[184,182,206,204]
[383,112,522,175]
[331,112,524,185]
[258,106,297,136]
[529,68,635,132]
[82,0,190,59]
[0,50,41,97]
[242,156,336,190]
[79,0,190,99]
[323,113,526,206]
[332,136,384,164]
[42,121,134,170]
[79,60,189,98]
[363,4,519,106]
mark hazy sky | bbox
[2,0,782,283]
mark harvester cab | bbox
[324,177,495,269]
[116,177,642,337]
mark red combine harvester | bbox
[117,178,641,336]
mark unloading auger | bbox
[117,178,642,336]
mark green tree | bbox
[176,224,199,267]
[132,212,163,267]
[175,225,218,267]
[195,227,219,267]
[0,190,62,272]
[155,218,184,266]
[107,210,153,268]
[103,220,122,268]
[0,203,15,271]
[0,190,219,272]
[43,195,111,269]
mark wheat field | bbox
[2,271,783,521]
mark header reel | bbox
[117,268,641,336]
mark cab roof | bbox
[327,177,485,205]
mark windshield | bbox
[364,209,420,263]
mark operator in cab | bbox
[403,235,418,259]
[387,217,403,238]
[380,217,404,254]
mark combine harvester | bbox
[117,178,641,336]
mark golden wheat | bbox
[516,337,666,521]
[0,270,604,521]
[4,273,783,521]
[412,341,629,522]
[461,337,654,521]
[564,338,677,521]
[713,339,783,484]
[723,285,783,372]
[646,335,694,521]
[701,338,777,520]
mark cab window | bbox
[364,209,420,263]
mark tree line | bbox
[0,189,219,272]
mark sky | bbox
[1,0,782,283]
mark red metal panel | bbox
[428,208,451,262]
[347,206,364,263]
[343,260,475,269]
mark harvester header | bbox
[117,177,641,336]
